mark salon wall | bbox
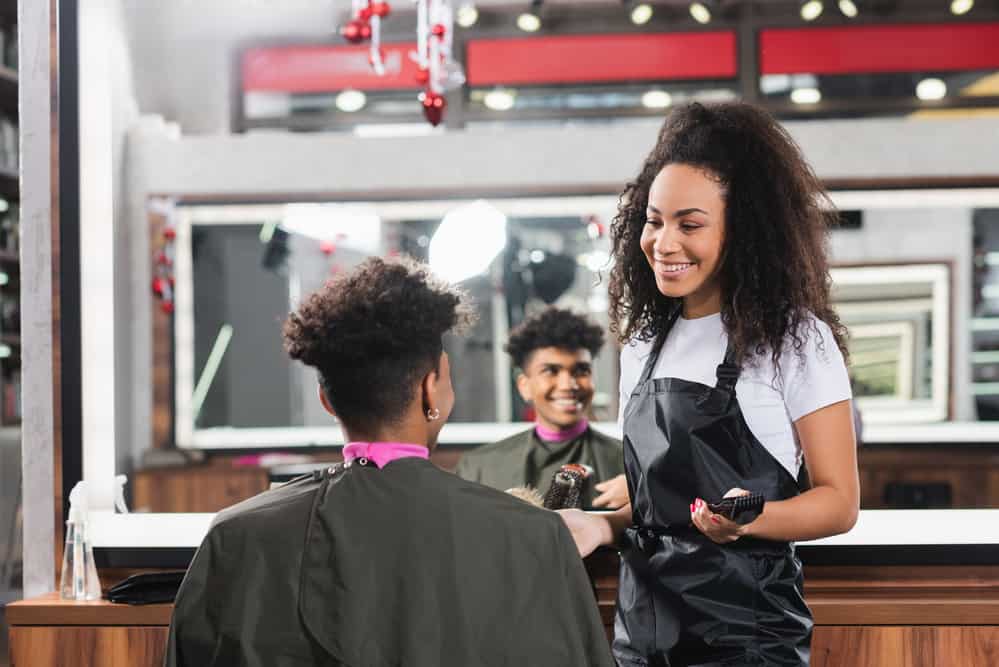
[830,208,975,420]
[104,116,999,468]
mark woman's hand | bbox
[592,474,629,509]
[690,488,751,544]
[557,508,612,557]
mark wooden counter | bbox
[6,594,172,666]
[9,559,999,666]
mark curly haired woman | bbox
[560,102,859,666]
[166,257,613,667]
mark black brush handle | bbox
[707,492,765,524]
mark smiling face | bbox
[517,347,595,432]
[640,163,727,318]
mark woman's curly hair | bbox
[608,101,848,369]
[283,256,476,432]
[505,307,606,370]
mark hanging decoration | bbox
[148,198,178,315]
[412,0,464,126]
[339,0,465,126]
[341,0,393,75]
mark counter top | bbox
[5,593,173,626]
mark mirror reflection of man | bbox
[456,307,629,509]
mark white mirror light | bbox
[916,78,947,102]
[483,88,516,111]
[429,200,508,284]
[641,90,672,109]
[689,2,711,24]
[630,3,653,25]
[790,86,822,105]
[335,89,367,113]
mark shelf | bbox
[0,250,16,263]
[0,334,18,346]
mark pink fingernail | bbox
[710,516,720,524]
[689,503,695,512]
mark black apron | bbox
[614,319,812,667]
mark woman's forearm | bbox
[741,485,858,542]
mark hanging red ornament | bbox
[420,90,447,126]
[415,67,429,85]
[359,21,373,41]
[156,251,173,267]
[341,19,367,43]
[371,1,391,18]
[160,301,175,315]
[151,277,165,297]
[163,227,176,241]
[319,241,337,256]
[431,23,446,38]
[359,6,373,20]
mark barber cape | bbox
[456,426,624,509]
[165,457,613,667]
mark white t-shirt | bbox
[618,312,851,476]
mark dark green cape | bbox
[455,426,625,509]
[165,457,613,667]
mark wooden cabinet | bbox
[6,594,172,667]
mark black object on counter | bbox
[105,570,186,605]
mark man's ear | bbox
[515,372,532,404]
[317,384,337,417]
[421,366,440,416]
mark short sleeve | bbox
[780,317,852,422]
[618,340,649,425]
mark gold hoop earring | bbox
[426,408,441,422]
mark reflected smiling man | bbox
[456,307,628,509]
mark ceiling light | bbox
[630,3,653,25]
[641,90,672,109]
[838,0,858,17]
[950,0,973,15]
[484,88,516,111]
[916,78,947,101]
[790,87,822,104]
[517,0,542,32]
[335,89,366,113]
[800,1,823,21]
[456,3,479,28]
[689,2,712,24]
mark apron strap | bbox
[714,339,740,393]
[636,308,681,387]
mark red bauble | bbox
[151,277,165,296]
[420,91,447,126]
[319,241,337,256]
[358,6,373,20]
[163,227,176,240]
[341,19,367,43]
[431,23,446,38]
[358,21,372,40]
[414,67,429,85]
[161,301,175,315]
[156,251,173,267]
[370,1,391,18]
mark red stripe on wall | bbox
[760,23,999,75]
[466,32,737,86]
[242,44,422,92]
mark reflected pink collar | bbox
[342,442,429,469]
[535,419,589,443]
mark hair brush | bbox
[542,463,592,510]
[707,492,765,525]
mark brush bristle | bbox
[506,486,545,508]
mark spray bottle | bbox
[59,481,102,600]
